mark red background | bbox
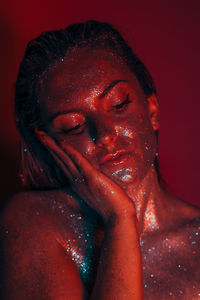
[0,0,200,206]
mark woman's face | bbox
[39,47,158,188]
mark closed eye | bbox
[112,94,131,112]
[62,122,86,135]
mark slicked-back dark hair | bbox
[15,20,159,189]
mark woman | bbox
[1,20,200,299]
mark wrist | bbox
[103,213,140,244]
[105,209,138,227]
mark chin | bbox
[99,152,154,188]
[111,167,133,182]
[102,167,136,189]
[109,161,153,189]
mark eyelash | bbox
[62,122,86,135]
[112,94,131,113]
[60,94,131,135]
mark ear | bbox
[147,93,160,131]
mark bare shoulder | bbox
[0,189,82,265]
[173,200,200,288]
[0,190,86,299]
[0,188,84,258]
[162,191,200,228]
[180,213,200,293]
[167,194,200,249]
[1,188,80,228]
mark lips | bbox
[99,150,130,166]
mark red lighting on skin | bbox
[99,150,131,166]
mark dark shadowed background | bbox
[0,0,200,207]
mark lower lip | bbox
[102,153,130,167]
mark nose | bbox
[97,134,117,152]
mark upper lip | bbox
[99,150,130,165]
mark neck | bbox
[125,166,166,235]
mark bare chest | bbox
[58,206,200,298]
[140,228,200,299]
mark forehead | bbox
[39,47,143,114]
[41,47,135,94]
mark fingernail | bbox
[58,140,65,148]
[34,128,46,135]
[34,128,47,144]
[39,135,47,144]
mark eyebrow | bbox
[48,79,128,123]
[99,79,128,99]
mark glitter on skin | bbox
[140,221,200,297]
[18,46,200,298]
[83,87,101,109]
[115,125,134,138]
[85,142,96,155]
[56,217,95,283]
[143,198,159,232]
[112,168,132,182]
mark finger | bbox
[47,148,74,183]
[49,148,94,209]
[48,146,92,203]
[62,144,97,179]
[35,129,80,179]
[36,129,96,181]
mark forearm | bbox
[90,214,143,300]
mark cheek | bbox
[58,134,97,158]
[114,112,149,142]
[114,108,148,138]
[114,114,157,161]
[83,139,96,156]
[139,129,157,163]
[115,125,135,140]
